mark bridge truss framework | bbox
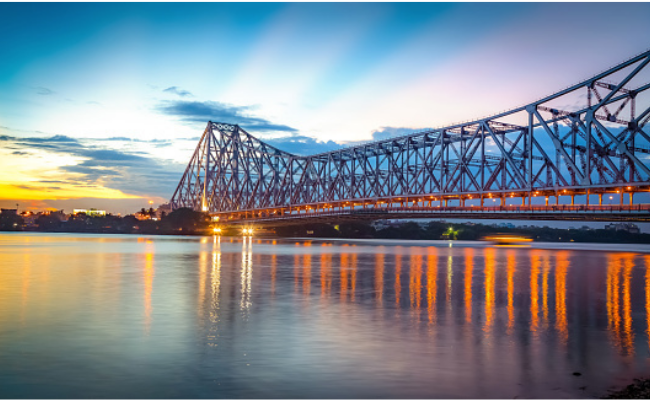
[170,50,650,224]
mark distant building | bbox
[605,223,640,234]
[1,208,17,215]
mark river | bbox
[1,232,649,398]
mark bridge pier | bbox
[599,194,603,206]
[571,195,575,206]
[630,192,634,205]
[545,196,549,206]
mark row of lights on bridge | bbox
[203,186,638,221]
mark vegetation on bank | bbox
[276,220,650,244]
[2,208,649,243]
[1,208,210,235]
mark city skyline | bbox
[2,3,650,214]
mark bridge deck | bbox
[216,204,650,226]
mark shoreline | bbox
[4,230,650,254]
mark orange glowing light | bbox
[555,252,569,344]
[507,251,516,333]
[484,247,495,333]
[464,248,473,323]
[426,247,437,325]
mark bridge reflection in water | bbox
[192,238,650,396]
[3,233,650,398]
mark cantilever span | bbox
[170,50,650,224]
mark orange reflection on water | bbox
[409,250,423,310]
[340,246,349,302]
[607,254,622,351]
[395,252,402,307]
[426,247,438,324]
[144,248,155,334]
[375,251,385,306]
[506,250,515,333]
[321,245,332,299]
[530,251,541,334]
[646,256,650,352]
[484,247,495,333]
[464,248,474,323]
[554,252,569,344]
[198,249,207,320]
[240,237,252,311]
[303,252,312,297]
[294,253,300,292]
[446,255,453,303]
[210,236,221,327]
[542,256,550,329]
[271,253,277,297]
[21,254,31,323]
[622,254,635,356]
[350,250,358,302]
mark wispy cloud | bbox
[163,86,193,97]
[265,134,341,155]
[157,100,298,132]
[2,134,184,199]
[34,86,55,95]
[369,126,426,141]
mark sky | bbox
[1,2,650,214]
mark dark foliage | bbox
[0,213,23,231]
[603,378,650,399]
[1,207,211,235]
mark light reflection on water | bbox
[1,233,650,398]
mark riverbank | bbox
[603,378,650,398]
[3,207,650,244]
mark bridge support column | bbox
[480,196,484,207]
[521,196,525,206]
[545,196,549,207]
[599,194,603,206]
[571,195,575,206]
[444,199,448,207]
[620,192,624,206]
[629,192,634,205]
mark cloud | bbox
[157,100,298,133]
[370,126,428,141]
[34,86,55,95]
[1,134,185,200]
[265,135,342,156]
[163,86,193,97]
[96,137,172,144]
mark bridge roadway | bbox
[214,203,650,227]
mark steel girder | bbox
[170,50,650,213]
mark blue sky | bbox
[1,2,649,214]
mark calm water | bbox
[1,233,650,398]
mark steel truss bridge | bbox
[171,50,650,225]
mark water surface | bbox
[1,232,650,398]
